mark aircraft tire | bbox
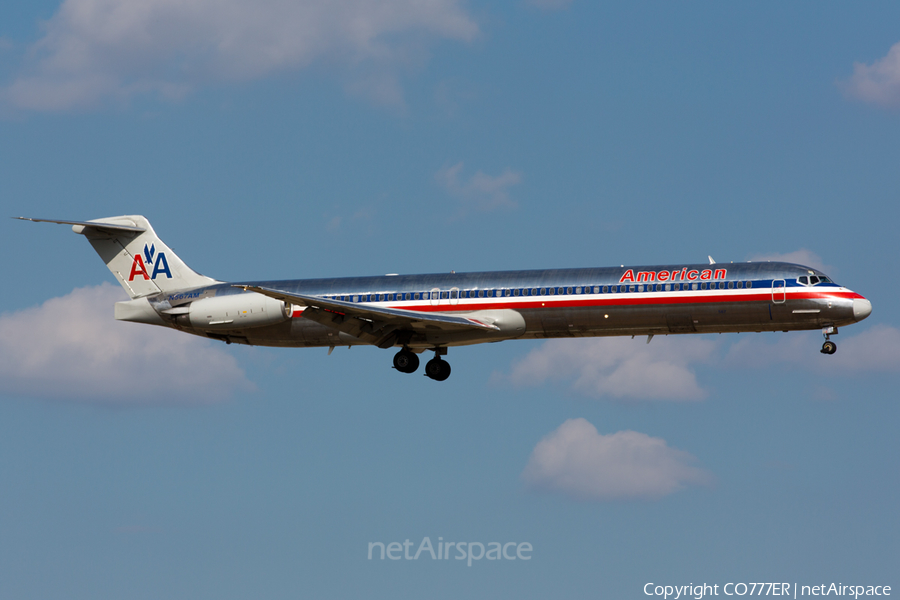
[821,341,837,355]
[425,358,451,381]
[393,350,420,373]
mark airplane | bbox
[18,215,872,381]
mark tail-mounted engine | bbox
[177,293,291,330]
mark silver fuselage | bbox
[150,261,871,349]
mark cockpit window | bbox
[798,274,832,286]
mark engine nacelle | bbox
[187,293,290,330]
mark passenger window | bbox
[728,282,734,289]
[746,281,752,288]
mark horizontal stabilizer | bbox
[14,217,146,233]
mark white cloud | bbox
[3,0,479,111]
[0,283,253,403]
[840,41,900,109]
[436,162,522,214]
[502,321,895,401]
[522,418,711,501]
[746,249,831,274]
[725,325,900,374]
[504,336,717,401]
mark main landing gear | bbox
[424,356,451,382]
[392,349,419,373]
[392,347,451,381]
[821,326,837,355]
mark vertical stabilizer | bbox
[18,215,218,298]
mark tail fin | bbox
[18,215,218,298]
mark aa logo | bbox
[128,244,172,281]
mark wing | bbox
[235,285,500,348]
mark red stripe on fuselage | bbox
[289,289,863,318]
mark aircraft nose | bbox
[853,298,872,321]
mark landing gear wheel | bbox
[424,358,451,381]
[393,350,420,373]
[821,341,837,355]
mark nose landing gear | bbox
[820,326,837,355]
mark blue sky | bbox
[1,1,899,598]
